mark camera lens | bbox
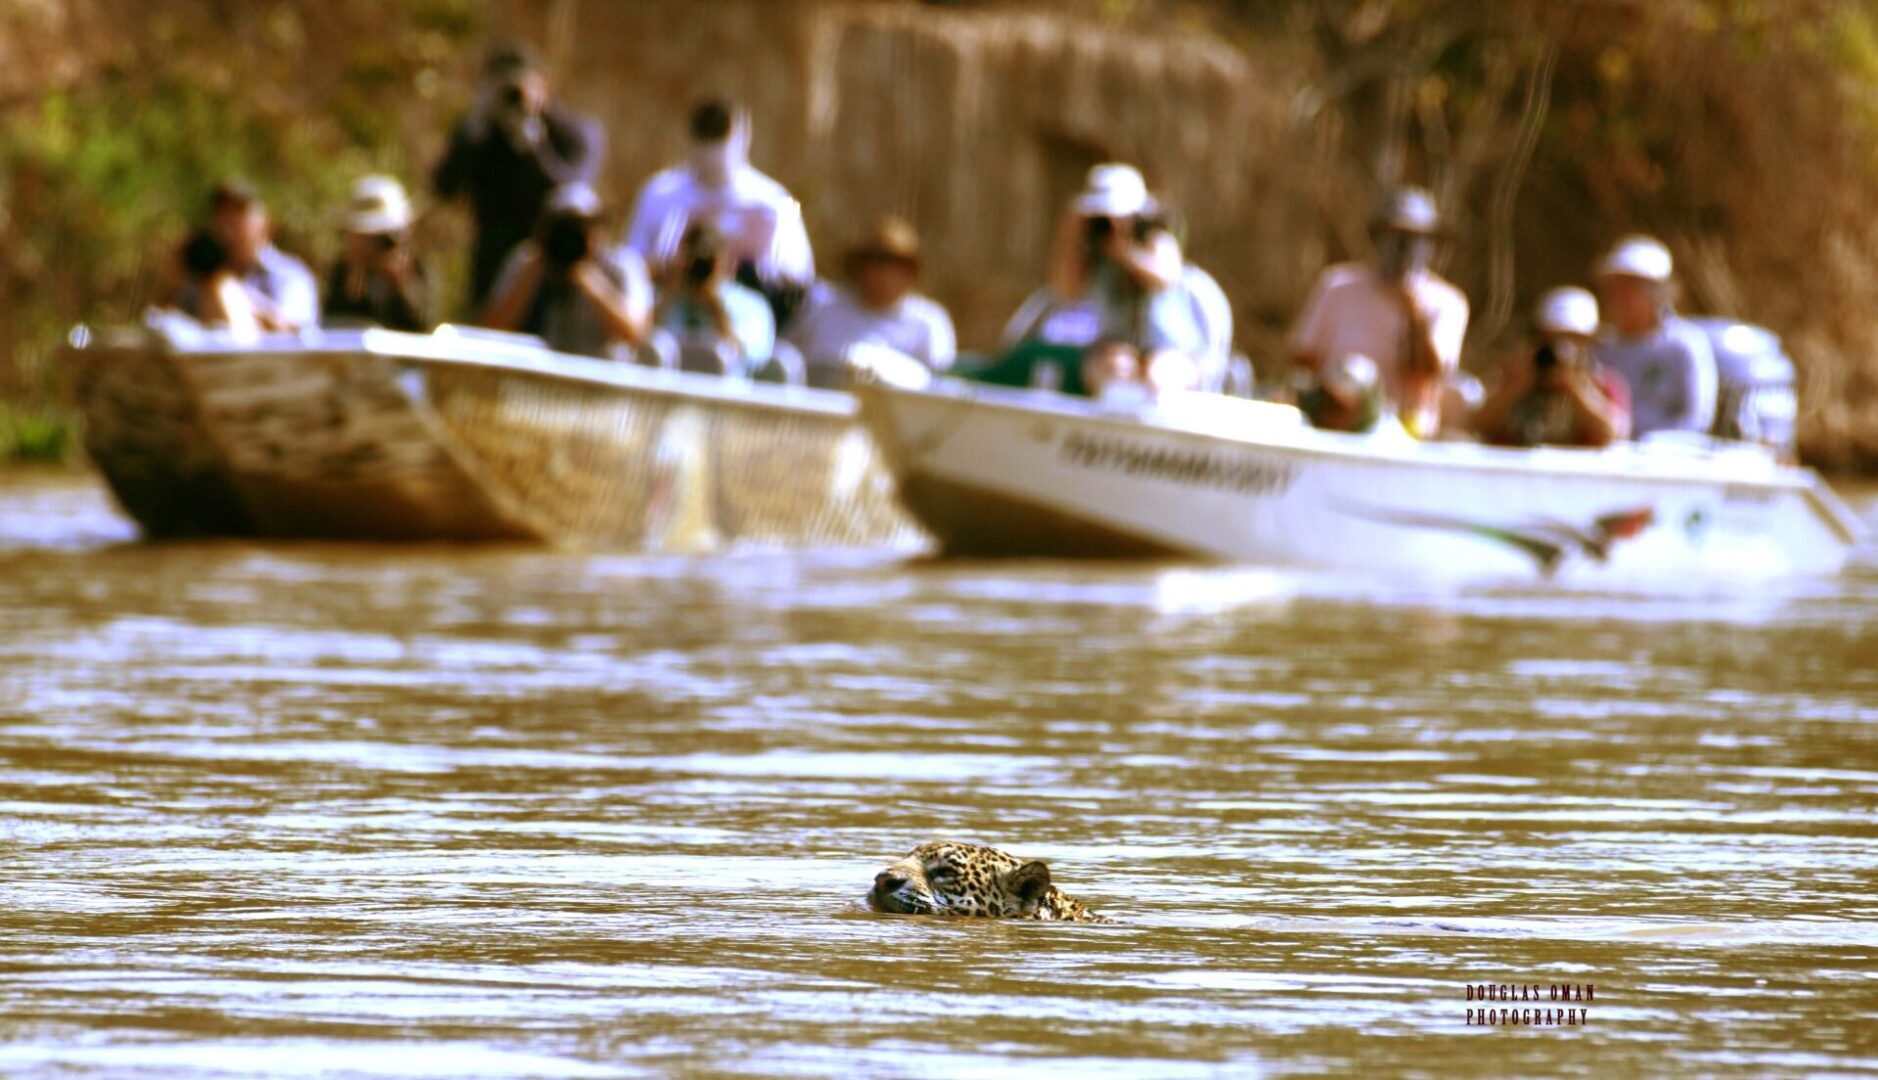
[500,84,526,108]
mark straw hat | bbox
[1073,163,1157,217]
[344,175,412,234]
[848,215,922,268]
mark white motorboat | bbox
[856,377,1864,582]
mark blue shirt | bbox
[658,281,776,367]
[1596,314,1718,438]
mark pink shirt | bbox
[1288,263,1470,399]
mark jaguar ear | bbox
[1008,860,1053,906]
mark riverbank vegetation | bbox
[5,0,1877,468]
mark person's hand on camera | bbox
[370,235,412,283]
[1100,216,1133,263]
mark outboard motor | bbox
[1691,317,1799,458]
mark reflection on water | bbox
[1,471,1875,1078]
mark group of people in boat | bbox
[162,42,1740,450]
[1284,185,1719,448]
[163,44,954,389]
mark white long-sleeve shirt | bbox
[623,165,814,286]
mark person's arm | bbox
[275,259,322,330]
[766,199,815,285]
[1047,204,1091,301]
[735,289,776,363]
[432,118,477,199]
[925,300,958,371]
[571,260,649,348]
[384,255,435,332]
[322,261,353,318]
[1558,368,1619,447]
[480,247,547,332]
[1287,271,1336,371]
[210,273,260,339]
[1472,354,1535,446]
[539,109,604,187]
[1675,328,1719,433]
[1106,228,1182,293]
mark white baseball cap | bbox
[546,182,603,218]
[345,175,412,234]
[1374,187,1442,234]
[1597,235,1674,282]
[1534,286,1601,338]
[1074,163,1157,217]
[1322,353,1381,402]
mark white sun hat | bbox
[1074,163,1157,217]
[1597,235,1674,282]
[1535,286,1601,338]
[344,175,413,234]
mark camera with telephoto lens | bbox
[541,214,591,270]
[372,233,400,254]
[499,81,527,112]
[1533,343,1560,374]
[685,255,716,286]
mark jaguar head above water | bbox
[866,841,1111,923]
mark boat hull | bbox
[66,327,925,551]
[858,380,1863,582]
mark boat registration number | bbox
[1059,432,1296,496]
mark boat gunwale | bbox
[357,328,863,421]
[863,378,1840,497]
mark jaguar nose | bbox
[874,871,908,893]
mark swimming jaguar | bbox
[866,841,1111,923]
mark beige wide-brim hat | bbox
[345,175,413,234]
[1073,163,1158,217]
[847,215,922,268]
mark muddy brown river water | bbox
[0,470,1874,1078]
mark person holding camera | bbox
[625,99,815,328]
[432,43,604,310]
[1046,163,1206,395]
[1289,187,1470,437]
[167,180,320,332]
[650,222,776,376]
[170,228,260,340]
[1475,287,1629,449]
[323,176,433,332]
[480,184,651,359]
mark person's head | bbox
[688,98,750,189]
[1533,286,1601,369]
[484,42,548,117]
[180,229,231,281]
[535,183,604,272]
[1595,235,1673,337]
[679,221,730,290]
[208,180,269,269]
[1080,337,1142,397]
[1072,163,1157,259]
[846,216,921,309]
[1371,186,1441,282]
[342,174,413,260]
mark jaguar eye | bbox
[927,866,958,883]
